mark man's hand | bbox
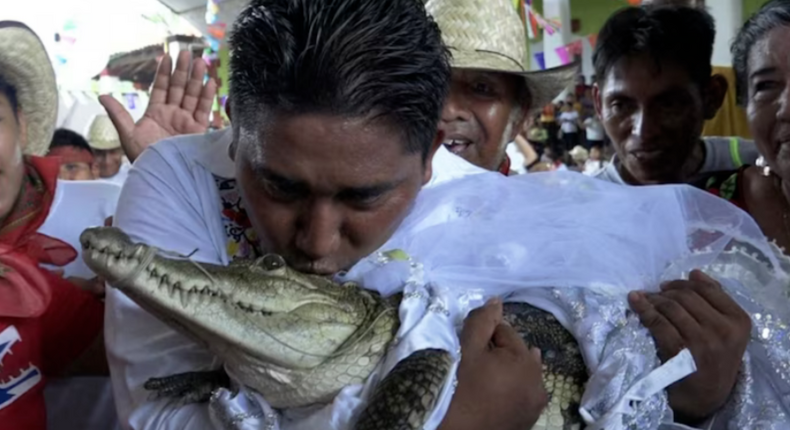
[629,270,751,424]
[439,298,547,430]
[99,50,217,162]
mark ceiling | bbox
[157,0,248,38]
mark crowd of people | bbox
[1,0,790,429]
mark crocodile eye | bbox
[261,254,286,271]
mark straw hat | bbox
[426,0,578,112]
[87,114,121,150]
[570,145,589,163]
[0,21,58,156]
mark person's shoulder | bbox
[136,128,233,178]
[147,130,224,162]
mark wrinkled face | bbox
[234,113,437,275]
[93,147,124,178]
[746,26,790,181]
[0,93,26,222]
[439,70,527,171]
[595,54,714,184]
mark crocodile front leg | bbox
[144,369,231,404]
[355,348,454,430]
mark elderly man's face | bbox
[234,112,439,275]
[0,92,27,222]
[439,70,528,171]
[93,147,124,178]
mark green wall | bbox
[743,0,770,19]
[218,46,229,98]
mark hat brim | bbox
[450,49,579,113]
[89,140,122,151]
[0,22,58,156]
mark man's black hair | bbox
[732,0,790,105]
[50,129,93,154]
[0,74,19,117]
[228,0,450,159]
[593,5,715,88]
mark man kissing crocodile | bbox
[100,0,782,429]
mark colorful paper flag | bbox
[534,52,545,70]
[124,93,138,110]
[555,46,571,65]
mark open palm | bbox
[99,50,218,162]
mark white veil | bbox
[348,171,790,429]
[212,171,790,430]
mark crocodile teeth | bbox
[179,288,189,308]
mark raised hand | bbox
[629,270,751,424]
[439,298,547,430]
[99,50,218,162]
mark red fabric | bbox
[0,275,103,430]
[498,154,512,176]
[0,156,103,430]
[0,157,77,317]
[47,146,94,165]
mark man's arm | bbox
[106,142,223,429]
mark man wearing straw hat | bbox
[104,0,552,428]
[426,0,576,174]
[86,114,132,186]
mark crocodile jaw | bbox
[80,227,372,369]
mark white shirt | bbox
[583,159,606,176]
[594,137,759,185]
[505,142,527,175]
[36,179,123,430]
[105,128,486,429]
[559,111,579,134]
[584,117,605,141]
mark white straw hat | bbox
[426,0,578,111]
[0,21,58,156]
[87,114,121,150]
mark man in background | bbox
[48,128,98,180]
[427,0,575,175]
[86,115,131,185]
[593,4,758,186]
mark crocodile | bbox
[81,227,587,430]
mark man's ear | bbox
[703,75,728,120]
[593,83,604,119]
[422,130,444,185]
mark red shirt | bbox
[0,270,103,430]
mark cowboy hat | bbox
[87,114,121,151]
[426,0,578,112]
[0,21,58,156]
